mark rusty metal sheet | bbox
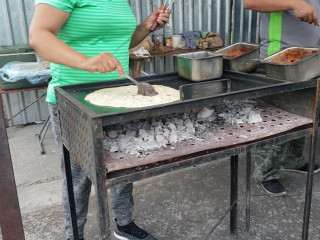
[104,103,312,173]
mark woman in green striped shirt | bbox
[29,1,171,240]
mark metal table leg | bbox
[246,151,252,232]
[37,115,50,154]
[302,79,320,240]
[62,145,79,240]
[230,155,238,235]
[91,118,110,240]
[0,95,25,240]
[95,178,110,240]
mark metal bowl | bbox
[175,51,223,81]
[261,47,320,82]
[216,43,259,72]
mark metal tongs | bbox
[122,73,159,97]
[150,0,175,32]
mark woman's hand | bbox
[292,0,318,25]
[81,52,124,76]
[144,8,172,32]
[130,7,172,48]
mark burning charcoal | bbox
[162,128,170,139]
[103,100,263,157]
[184,118,193,127]
[156,134,168,145]
[154,122,163,134]
[169,131,178,143]
[167,122,177,131]
[139,129,148,140]
[177,124,186,131]
[197,107,214,119]
[186,125,196,134]
[240,106,252,115]
[107,130,119,139]
[151,119,157,127]
[175,118,184,126]
[248,111,263,124]
[110,146,119,153]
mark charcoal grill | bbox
[55,71,320,240]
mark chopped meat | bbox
[272,48,313,64]
[225,50,246,58]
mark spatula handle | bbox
[123,72,140,86]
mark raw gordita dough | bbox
[85,85,180,108]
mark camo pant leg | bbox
[253,143,286,183]
[280,137,306,169]
[253,138,306,183]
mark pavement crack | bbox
[17,175,62,189]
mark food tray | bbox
[179,79,231,100]
[262,47,320,82]
[175,51,223,81]
[216,43,259,72]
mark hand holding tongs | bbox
[150,0,175,32]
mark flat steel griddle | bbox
[55,71,316,126]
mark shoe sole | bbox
[281,168,320,174]
[114,231,129,240]
[259,183,287,197]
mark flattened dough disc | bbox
[85,85,180,108]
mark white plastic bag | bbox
[0,61,51,84]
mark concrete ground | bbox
[2,123,320,240]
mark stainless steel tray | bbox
[176,51,223,81]
[262,47,320,82]
[216,43,259,72]
[179,79,231,100]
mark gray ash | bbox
[103,100,262,157]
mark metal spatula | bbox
[123,73,159,96]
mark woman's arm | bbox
[29,4,124,75]
[130,8,171,49]
[243,0,318,25]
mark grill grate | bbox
[104,102,312,172]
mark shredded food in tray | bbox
[272,48,318,64]
[224,50,246,58]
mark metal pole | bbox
[0,95,25,240]
[63,145,79,240]
[246,151,252,232]
[230,155,238,235]
[302,79,320,240]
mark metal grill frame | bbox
[55,72,319,240]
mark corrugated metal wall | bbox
[232,0,260,44]
[2,89,49,126]
[0,0,260,126]
[0,0,260,71]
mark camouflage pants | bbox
[253,137,306,183]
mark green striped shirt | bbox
[35,0,137,104]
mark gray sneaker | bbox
[282,163,320,174]
[114,221,156,240]
[260,179,287,196]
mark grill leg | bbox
[95,179,110,240]
[230,155,238,235]
[302,79,320,240]
[63,145,79,240]
[246,151,252,232]
[37,115,50,154]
